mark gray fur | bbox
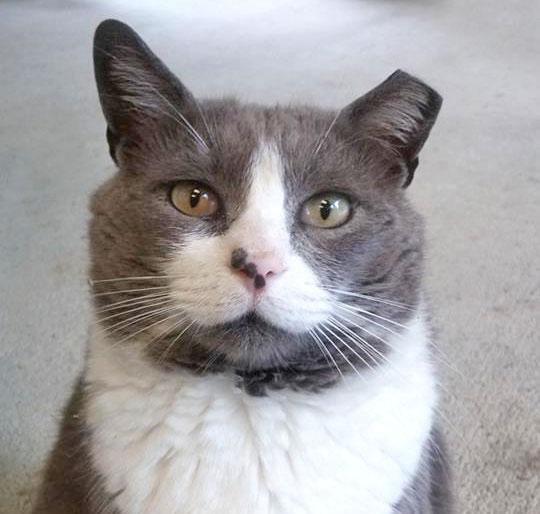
[34,19,450,514]
[33,380,118,514]
[89,19,440,382]
[393,428,453,514]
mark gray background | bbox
[1,0,539,512]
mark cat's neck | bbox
[85,310,432,396]
[84,314,436,514]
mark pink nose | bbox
[230,248,286,289]
[254,254,286,278]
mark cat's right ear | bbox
[93,19,201,163]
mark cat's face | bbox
[90,20,441,382]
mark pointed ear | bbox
[93,19,204,163]
[339,70,442,187]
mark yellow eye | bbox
[301,193,351,228]
[170,182,218,218]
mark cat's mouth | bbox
[162,308,307,370]
[220,310,280,333]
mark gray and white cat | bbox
[34,19,450,514]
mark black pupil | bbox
[319,199,333,220]
[190,188,202,208]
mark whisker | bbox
[328,318,461,440]
[90,275,171,284]
[95,292,171,313]
[316,326,363,379]
[336,304,407,337]
[326,317,381,368]
[325,287,414,310]
[336,307,461,377]
[199,341,227,374]
[93,285,170,297]
[99,304,178,335]
[313,328,345,379]
[157,321,196,364]
[310,109,342,160]
[193,98,215,149]
[140,85,209,150]
[321,322,373,373]
[130,99,208,150]
[140,315,189,354]
[110,310,186,348]
[96,298,173,324]
[333,310,401,350]
[428,343,464,379]
[328,316,411,380]
[332,311,462,398]
[308,328,342,377]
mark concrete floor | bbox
[1,0,539,512]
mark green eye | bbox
[301,193,351,228]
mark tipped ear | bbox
[340,70,442,187]
[93,19,201,163]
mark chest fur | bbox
[86,320,435,514]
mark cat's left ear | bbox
[339,70,442,187]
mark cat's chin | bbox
[153,309,314,372]
[211,310,306,368]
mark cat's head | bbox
[90,19,441,389]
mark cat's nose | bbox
[253,254,287,280]
[230,248,286,290]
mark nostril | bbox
[243,262,258,279]
[231,248,247,269]
[265,270,275,278]
[254,274,266,289]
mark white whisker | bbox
[336,304,403,338]
[326,317,381,368]
[129,98,208,150]
[110,310,186,348]
[90,275,171,284]
[95,292,171,313]
[139,315,190,356]
[308,328,342,378]
[193,99,215,148]
[311,109,342,159]
[328,316,410,381]
[321,322,373,373]
[138,84,209,151]
[332,312,462,399]
[337,303,408,329]
[100,304,179,335]
[94,285,170,297]
[157,320,196,364]
[316,326,363,379]
[97,298,173,324]
[332,311,401,351]
[326,287,414,310]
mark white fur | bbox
[86,315,436,514]
[166,143,331,332]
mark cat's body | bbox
[34,19,450,514]
[35,318,448,514]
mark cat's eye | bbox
[301,193,351,228]
[170,182,218,218]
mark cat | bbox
[33,18,451,514]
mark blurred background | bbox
[1,0,539,512]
